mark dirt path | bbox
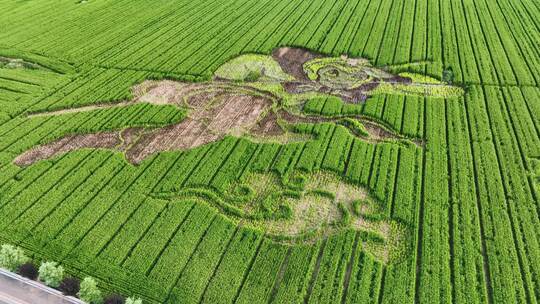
[26,102,132,118]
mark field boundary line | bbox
[28,153,114,233]
[164,214,219,301]
[50,162,127,242]
[267,247,292,304]
[60,156,160,260]
[444,97,456,304]
[463,93,493,304]
[5,151,97,229]
[197,225,240,303]
[413,97,427,304]
[98,152,187,259]
[341,232,360,304]
[143,202,197,276]
[167,0,265,73]
[328,0,363,55]
[479,85,532,303]
[230,233,266,303]
[303,238,327,304]
[314,0,353,51]
[117,203,168,266]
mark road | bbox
[0,269,84,304]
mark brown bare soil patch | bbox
[19,81,274,165]
[360,120,424,147]
[126,92,271,163]
[27,102,132,118]
[118,128,144,150]
[134,80,207,106]
[272,47,321,80]
[250,111,283,137]
[14,132,121,166]
[279,110,325,124]
[282,81,320,94]
[362,121,396,141]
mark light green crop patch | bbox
[155,170,409,263]
[214,49,464,103]
[371,82,464,98]
[398,72,441,84]
[214,54,293,82]
[0,57,45,70]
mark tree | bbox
[38,261,64,288]
[59,277,80,296]
[125,297,143,304]
[79,277,102,304]
[17,262,38,280]
[0,244,29,272]
[104,294,125,304]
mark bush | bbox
[59,277,80,296]
[244,69,262,82]
[442,68,454,84]
[125,297,143,304]
[339,118,369,137]
[79,277,102,304]
[38,261,64,288]
[0,244,29,272]
[17,262,38,280]
[337,202,351,227]
[351,199,363,216]
[104,294,125,304]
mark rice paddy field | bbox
[0,0,539,303]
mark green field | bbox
[0,0,539,303]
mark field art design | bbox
[16,47,457,165]
[0,1,539,304]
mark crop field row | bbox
[0,0,539,86]
[1,85,536,303]
[0,120,420,303]
[0,0,538,303]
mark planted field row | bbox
[1,0,539,302]
[1,0,537,85]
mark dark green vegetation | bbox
[0,0,539,303]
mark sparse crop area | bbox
[0,0,538,303]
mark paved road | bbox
[0,269,84,304]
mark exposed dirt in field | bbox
[340,85,379,103]
[362,121,396,141]
[118,127,144,150]
[282,81,318,94]
[14,132,121,166]
[17,81,275,165]
[0,56,49,71]
[272,47,387,103]
[272,47,322,80]
[18,94,418,166]
[250,111,283,137]
[27,102,132,118]
[126,93,271,163]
